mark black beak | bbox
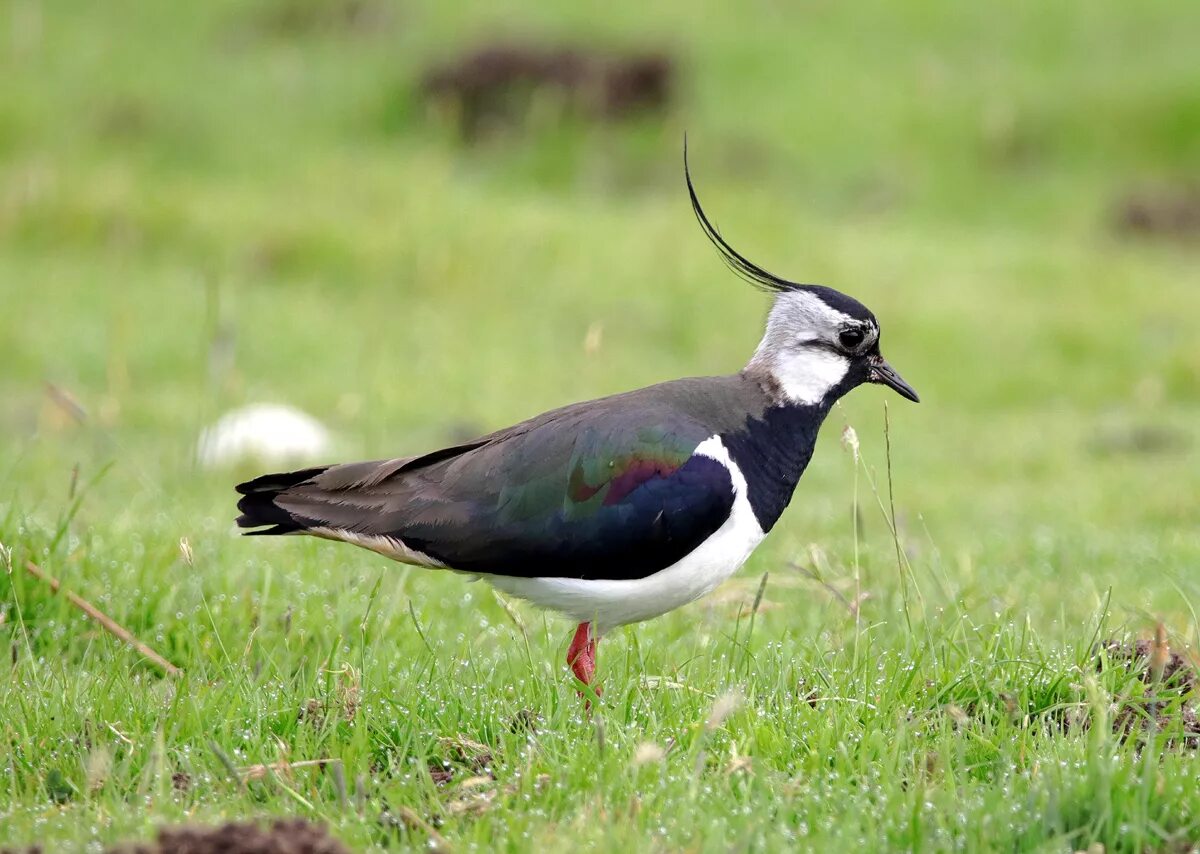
[869,357,920,402]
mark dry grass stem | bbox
[790,560,865,617]
[24,560,181,677]
[1150,622,1170,684]
[705,691,741,732]
[632,742,666,766]
[393,806,452,852]
[239,758,331,782]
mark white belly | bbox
[481,436,766,635]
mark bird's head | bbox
[686,151,919,408]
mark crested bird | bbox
[235,150,919,699]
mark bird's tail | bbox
[235,466,330,535]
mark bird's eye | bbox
[838,328,865,350]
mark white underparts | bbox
[482,435,766,635]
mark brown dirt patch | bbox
[419,43,674,140]
[106,819,349,854]
[1098,638,1197,694]
[1097,634,1200,748]
[1113,186,1200,241]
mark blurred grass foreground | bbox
[2,1,1200,850]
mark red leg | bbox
[566,622,601,701]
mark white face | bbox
[749,290,879,405]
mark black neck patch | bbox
[720,402,831,532]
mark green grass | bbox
[3,0,1200,850]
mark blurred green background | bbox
[2,0,1200,850]
[4,0,1197,593]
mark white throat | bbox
[750,346,849,405]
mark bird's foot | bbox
[567,621,602,707]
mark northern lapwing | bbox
[235,150,919,699]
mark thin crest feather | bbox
[684,140,805,295]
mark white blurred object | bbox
[197,403,332,468]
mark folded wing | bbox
[237,402,735,581]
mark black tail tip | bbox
[235,492,301,534]
[235,466,327,534]
[235,466,327,496]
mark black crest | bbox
[684,141,877,323]
[684,140,808,295]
